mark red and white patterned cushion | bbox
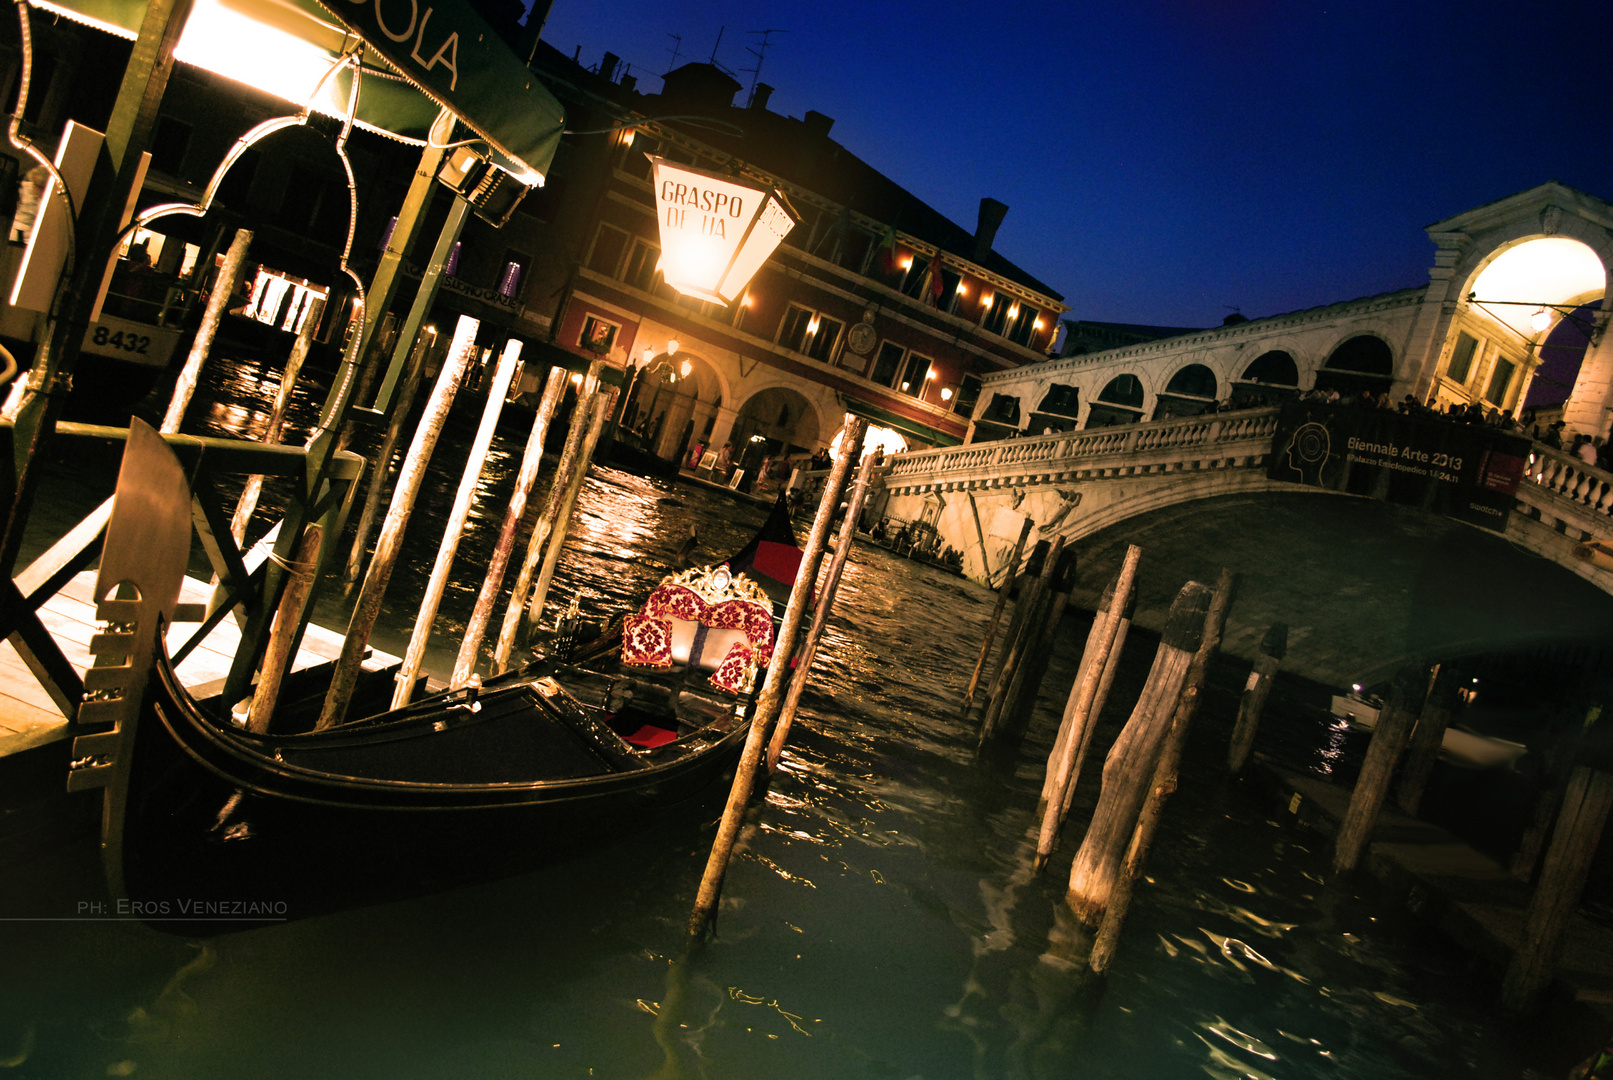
[709,641,759,695]
[620,613,674,669]
[640,584,774,662]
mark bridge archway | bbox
[1087,373,1146,428]
[1232,350,1300,406]
[1419,185,1613,431]
[1316,334,1395,398]
[1153,362,1218,419]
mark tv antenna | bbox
[664,33,683,74]
[742,28,788,107]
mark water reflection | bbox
[0,357,1559,1078]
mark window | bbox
[1484,356,1516,405]
[938,268,962,313]
[897,353,932,397]
[498,249,530,300]
[870,341,904,387]
[579,314,619,355]
[1448,332,1479,384]
[216,148,259,209]
[777,304,843,362]
[622,239,660,292]
[981,294,1010,335]
[1007,304,1040,346]
[149,116,191,177]
[586,224,628,276]
[953,375,982,416]
[779,305,815,353]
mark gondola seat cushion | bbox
[621,613,674,668]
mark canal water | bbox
[0,359,1583,1078]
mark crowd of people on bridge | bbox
[1299,385,1613,471]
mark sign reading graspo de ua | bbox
[1267,402,1530,532]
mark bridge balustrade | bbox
[1517,446,1613,537]
[886,407,1282,493]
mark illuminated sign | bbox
[650,157,796,304]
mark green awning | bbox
[846,400,963,449]
[32,0,563,181]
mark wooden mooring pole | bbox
[962,516,1034,709]
[229,294,326,544]
[689,416,866,942]
[390,340,523,708]
[1499,764,1613,1013]
[766,448,883,772]
[244,522,321,732]
[1396,664,1461,816]
[979,535,1065,748]
[315,315,479,730]
[451,367,569,687]
[1227,622,1288,775]
[1123,568,1236,874]
[492,368,600,672]
[1066,580,1209,926]
[975,539,1049,718]
[1331,662,1428,876]
[1034,545,1141,871]
[161,227,252,434]
[988,547,1079,753]
[523,394,611,633]
[344,327,436,588]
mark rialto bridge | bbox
[872,183,1613,685]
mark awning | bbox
[846,399,963,448]
[32,0,564,181]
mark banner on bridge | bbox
[1266,403,1529,532]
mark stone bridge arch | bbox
[731,385,822,454]
[1411,183,1613,431]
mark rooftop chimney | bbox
[619,74,637,94]
[973,198,1009,261]
[803,110,835,139]
[751,83,774,111]
[599,51,619,82]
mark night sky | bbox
[534,0,1610,330]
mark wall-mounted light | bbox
[1033,318,1044,330]
[667,339,680,355]
[940,387,954,402]
[807,316,820,336]
[1531,307,1553,333]
[642,347,656,365]
[981,295,993,308]
[680,359,692,378]
[956,282,968,295]
[900,256,913,270]
[570,372,584,385]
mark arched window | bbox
[1087,374,1146,428]
[1164,363,1217,399]
[1315,336,1394,396]
[1241,350,1299,385]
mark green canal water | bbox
[0,358,1592,1078]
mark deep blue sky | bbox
[535,0,1609,329]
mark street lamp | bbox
[649,156,797,303]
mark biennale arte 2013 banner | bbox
[1267,403,1529,533]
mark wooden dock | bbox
[0,571,398,757]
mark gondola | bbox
[81,422,803,929]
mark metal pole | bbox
[689,415,866,942]
[390,340,523,708]
[766,448,882,772]
[452,366,568,687]
[315,314,479,730]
